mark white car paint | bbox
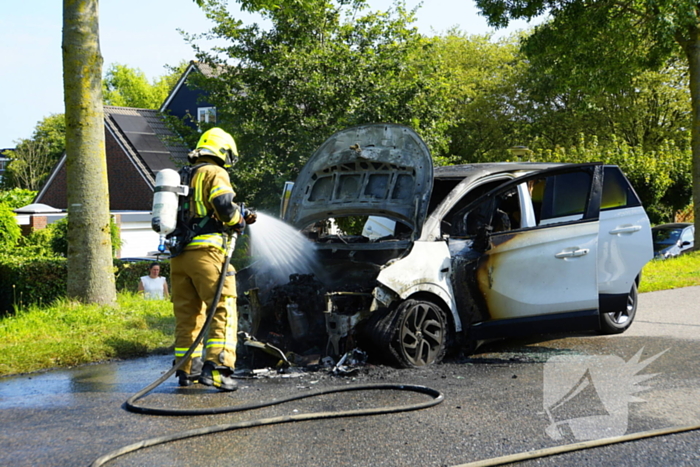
[377,240,462,331]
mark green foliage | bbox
[16,227,56,257]
[33,113,66,155]
[114,259,170,293]
[431,31,529,162]
[0,255,67,315]
[48,217,68,258]
[189,0,453,210]
[0,256,171,316]
[103,62,186,109]
[0,203,21,253]
[48,217,122,257]
[2,114,66,191]
[0,188,37,209]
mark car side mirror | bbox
[681,241,691,247]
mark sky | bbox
[0,0,539,148]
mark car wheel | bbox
[391,299,448,367]
[600,281,638,334]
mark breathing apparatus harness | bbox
[152,162,231,257]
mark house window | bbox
[197,107,216,123]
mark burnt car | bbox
[237,124,653,368]
[652,223,695,259]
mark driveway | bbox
[1,287,699,467]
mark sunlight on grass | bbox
[640,251,700,293]
[0,292,173,376]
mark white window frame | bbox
[197,107,217,124]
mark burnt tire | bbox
[600,281,638,334]
[391,299,448,368]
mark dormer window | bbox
[197,107,217,123]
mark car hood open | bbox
[284,123,434,233]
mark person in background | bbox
[138,262,169,300]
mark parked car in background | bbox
[237,124,654,368]
[652,223,695,259]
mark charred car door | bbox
[448,164,604,340]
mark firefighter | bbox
[170,127,255,391]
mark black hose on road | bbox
[91,233,445,466]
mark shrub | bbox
[16,227,56,257]
[0,257,172,315]
[0,188,37,209]
[49,216,122,257]
[0,203,21,254]
[114,259,170,293]
[0,255,67,315]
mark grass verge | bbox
[0,292,173,377]
[639,251,700,293]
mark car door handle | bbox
[609,225,642,235]
[555,248,590,258]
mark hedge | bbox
[0,256,170,315]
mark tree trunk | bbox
[62,0,117,304]
[680,29,700,246]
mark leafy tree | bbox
[103,62,187,109]
[513,45,691,153]
[474,0,699,243]
[189,0,453,210]
[33,113,67,163]
[62,0,116,305]
[2,114,66,191]
[431,31,529,163]
[1,139,54,191]
[0,203,21,254]
[0,188,37,210]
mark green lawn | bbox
[639,250,700,293]
[0,292,173,377]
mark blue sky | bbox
[0,0,538,148]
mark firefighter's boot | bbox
[200,361,238,392]
[176,357,203,387]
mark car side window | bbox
[681,227,694,243]
[601,166,642,210]
[533,171,592,226]
[452,186,523,237]
[451,166,598,237]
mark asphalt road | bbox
[1,286,699,467]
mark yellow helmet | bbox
[193,127,238,167]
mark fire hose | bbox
[90,231,445,466]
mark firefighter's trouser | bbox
[171,247,237,373]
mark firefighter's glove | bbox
[232,220,246,235]
[223,219,246,236]
[243,209,257,225]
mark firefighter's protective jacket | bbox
[184,156,243,254]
